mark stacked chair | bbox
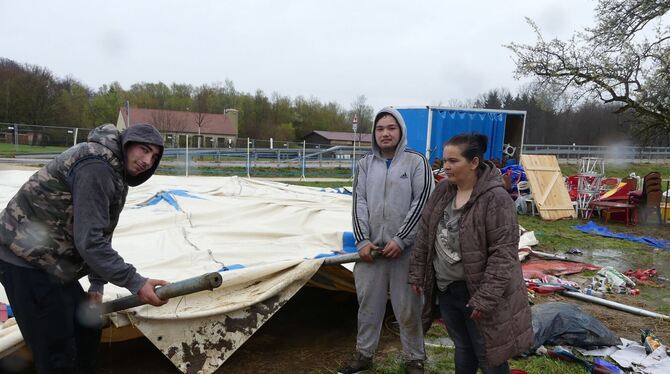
[629,172,663,224]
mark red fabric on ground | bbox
[522,259,601,278]
[624,268,664,287]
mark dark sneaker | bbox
[405,360,425,374]
[337,352,372,374]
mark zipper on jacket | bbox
[380,161,389,242]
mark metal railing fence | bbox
[522,144,670,162]
[3,122,670,178]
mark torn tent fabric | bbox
[0,171,355,373]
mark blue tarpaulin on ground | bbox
[572,221,670,250]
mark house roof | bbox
[120,107,237,136]
[309,130,372,142]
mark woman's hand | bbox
[410,284,423,295]
[470,309,483,321]
[466,303,483,320]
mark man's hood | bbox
[371,107,407,159]
[87,124,124,160]
[120,124,164,186]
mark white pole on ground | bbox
[73,128,78,146]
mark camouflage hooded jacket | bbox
[0,124,162,285]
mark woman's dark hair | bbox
[444,133,488,171]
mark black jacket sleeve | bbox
[68,159,147,294]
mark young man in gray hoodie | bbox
[0,123,168,373]
[339,107,434,374]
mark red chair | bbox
[565,175,579,201]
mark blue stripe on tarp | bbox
[143,189,204,211]
[572,221,670,250]
[319,187,352,195]
[219,264,245,271]
[313,231,358,259]
[313,252,338,259]
[342,231,357,253]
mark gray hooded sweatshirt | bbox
[353,107,434,251]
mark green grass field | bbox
[0,143,66,157]
[559,162,670,179]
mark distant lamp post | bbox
[352,114,359,179]
[185,134,190,177]
[246,138,252,178]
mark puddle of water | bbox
[569,247,670,275]
[425,336,454,348]
[563,247,670,310]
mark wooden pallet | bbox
[520,154,576,220]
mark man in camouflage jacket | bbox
[0,123,168,373]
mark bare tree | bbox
[350,94,374,134]
[151,109,188,133]
[506,0,670,144]
[192,86,213,139]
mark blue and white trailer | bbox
[395,107,526,165]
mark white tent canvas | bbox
[0,170,355,373]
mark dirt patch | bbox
[220,287,402,373]
[94,287,386,373]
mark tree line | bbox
[0,53,660,146]
[470,87,634,146]
[0,57,375,142]
[507,0,669,146]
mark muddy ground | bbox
[4,281,670,374]
[1,287,402,373]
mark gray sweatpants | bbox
[353,249,426,361]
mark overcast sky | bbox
[0,0,596,111]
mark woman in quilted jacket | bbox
[408,133,532,374]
